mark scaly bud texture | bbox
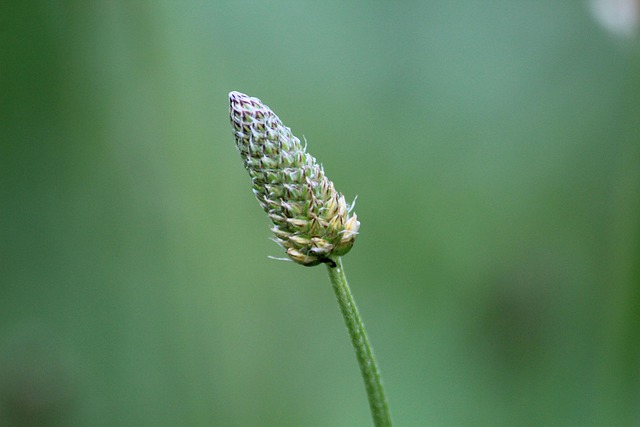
[229,91,360,266]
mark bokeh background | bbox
[2,1,639,426]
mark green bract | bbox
[229,91,359,266]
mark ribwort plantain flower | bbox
[229,91,359,267]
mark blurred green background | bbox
[2,1,639,426]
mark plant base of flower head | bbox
[229,91,360,267]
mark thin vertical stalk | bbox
[326,257,392,427]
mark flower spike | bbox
[229,91,359,266]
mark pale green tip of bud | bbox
[229,91,360,267]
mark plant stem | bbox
[326,257,392,427]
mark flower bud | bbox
[229,91,359,266]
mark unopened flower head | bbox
[229,91,359,267]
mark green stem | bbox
[326,257,392,427]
